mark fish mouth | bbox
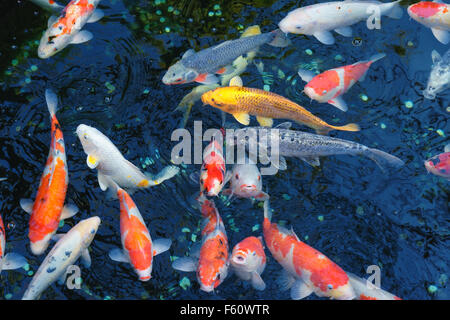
[423,90,435,100]
[232,254,246,265]
[240,184,257,191]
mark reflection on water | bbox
[0,0,448,300]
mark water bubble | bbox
[7,222,15,229]
[404,100,413,109]
[352,38,362,46]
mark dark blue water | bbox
[0,0,448,300]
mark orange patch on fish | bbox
[307,70,340,96]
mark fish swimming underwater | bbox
[231,236,267,290]
[29,0,64,12]
[38,0,104,58]
[222,156,269,201]
[172,197,229,292]
[298,53,386,111]
[408,1,450,44]
[424,144,450,180]
[262,200,355,300]
[347,272,402,300]
[423,49,450,100]
[0,214,27,275]
[106,178,172,281]
[20,89,79,255]
[162,29,289,85]
[198,138,226,197]
[278,0,403,45]
[232,122,404,170]
[22,216,101,300]
[76,124,179,192]
[201,77,360,135]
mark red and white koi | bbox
[222,157,269,201]
[231,236,267,290]
[38,0,104,59]
[0,214,27,275]
[424,144,450,180]
[107,178,171,281]
[298,53,386,112]
[198,138,226,197]
[20,90,78,256]
[262,200,355,300]
[172,198,229,292]
[408,1,450,44]
[347,272,402,300]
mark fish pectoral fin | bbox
[431,28,450,45]
[256,116,273,127]
[108,248,129,263]
[97,172,109,191]
[182,49,196,59]
[291,279,314,300]
[195,73,219,85]
[444,143,450,153]
[190,243,202,260]
[51,233,65,242]
[334,26,353,37]
[300,156,321,167]
[60,203,79,220]
[297,69,315,83]
[276,269,296,291]
[328,96,348,112]
[229,75,243,87]
[70,30,94,45]
[215,65,234,75]
[47,15,58,28]
[150,165,180,186]
[251,272,266,291]
[313,31,335,45]
[2,252,27,270]
[20,198,33,214]
[275,121,292,129]
[152,238,172,256]
[86,154,99,169]
[254,191,270,201]
[81,248,92,268]
[232,112,250,126]
[172,257,197,272]
[87,9,104,23]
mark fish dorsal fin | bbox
[275,122,292,129]
[229,75,243,87]
[182,49,196,59]
[213,40,232,50]
[431,50,442,65]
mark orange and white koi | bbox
[198,195,225,237]
[408,1,450,44]
[424,144,450,180]
[29,0,64,12]
[107,178,171,281]
[347,272,402,300]
[298,53,386,112]
[172,198,229,292]
[197,138,226,197]
[20,90,78,256]
[231,236,266,290]
[262,200,355,300]
[0,214,27,275]
[37,0,104,58]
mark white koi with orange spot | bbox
[37,0,104,58]
[76,124,179,192]
[298,53,386,112]
[408,1,450,44]
[262,200,355,300]
[106,179,171,281]
[29,0,64,12]
[198,138,226,197]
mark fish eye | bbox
[257,175,261,181]
[235,174,239,179]
[327,284,333,290]
[216,274,221,280]
[236,256,244,261]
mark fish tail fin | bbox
[263,198,271,221]
[242,25,261,37]
[382,1,403,19]
[366,148,405,171]
[369,53,387,64]
[146,165,180,187]
[45,89,58,117]
[101,175,121,199]
[330,123,361,133]
[268,29,291,48]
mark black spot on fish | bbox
[65,250,72,257]
[91,229,95,234]
[431,157,441,166]
[47,266,56,273]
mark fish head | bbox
[30,233,53,255]
[197,234,229,292]
[231,237,264,272]
[201,87,237,113]
[278,8,313,35]
[76,124,107,157]
[408,2,443,21]
[304,72,337,102]
[200,168,224,197]
[327,282,356,300]
[197,260,228,293]
[424,153,450,178]
[135,266,152,282]
[37,24,72,59]
[423,62,449,100]
[231,163,261,192]
[162,61,198,85]
[76,216,101,248]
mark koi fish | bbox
[175,25,263,128]
[0,214,27,275]
[347,272,402,300]
[162,29,289,85]
[298,53,386,112]
[198,138,226,197]
[201,76,360,135]
[76,124,179,192]
[424,144,450,180]
[38,0,104,59]
[198,195,225,237]
[262,200,355,300]
[20,89,79,255]
[22,216,101,300]
[222,156,269,201]
[233,123,404,170]
[423,49,450,100]
[106,178,171,281]
[172,198,229,292]
[278,1,403,45]
[408,0,450,44]
[231,236,266,290]
[29,0,64,12]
